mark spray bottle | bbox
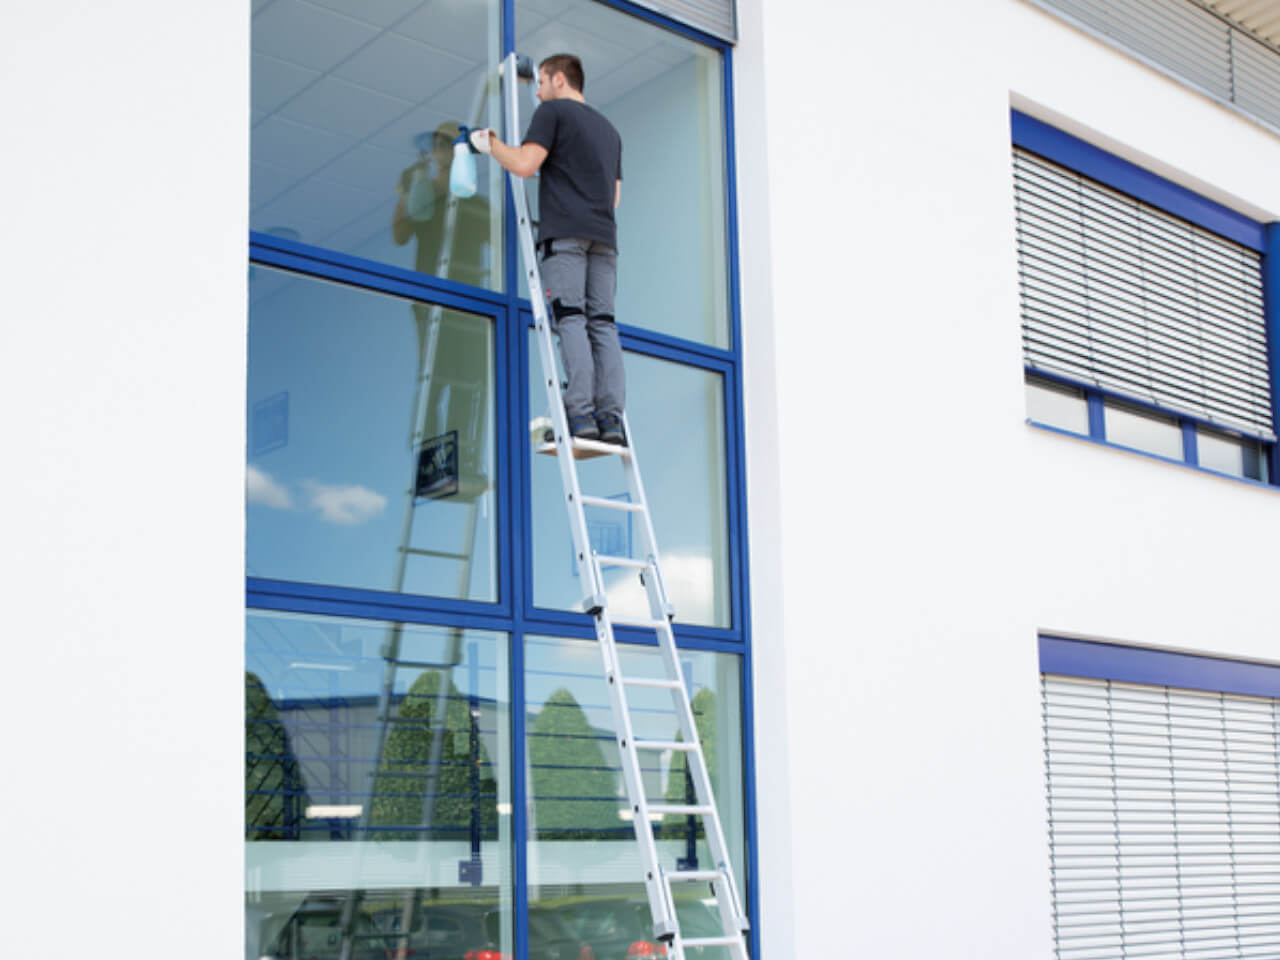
[449,125,479,199]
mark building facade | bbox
[8,0,1280,958]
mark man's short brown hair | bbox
[540,53,585,93]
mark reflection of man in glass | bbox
[392,121,491,290]
[393,122,492,487]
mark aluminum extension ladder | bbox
[501,52,749,960]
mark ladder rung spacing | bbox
[595,554,647,569]
[400,547,469,560]
[649,803,714,817]
[610,615,670,630]
[632,739,698,752]
[502,50,747,960]
[386,658,458,670]
[667,870,722,882]
[579,494,645,512]
[623,677,684,690]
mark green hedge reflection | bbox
[245,671,309,840]
[530,688,621,839]
[371,669,499,841]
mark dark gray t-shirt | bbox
[523,99,622,249]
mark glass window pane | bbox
[524,635,745,955]
[251,0,504,291]
[1197,428,1269,481]
[1104,401,1184,460]
[528,333,730,626]
[245,612,512,960]
[1026,377,1089,435]
[514,2,729,347]
[247,267,497,601]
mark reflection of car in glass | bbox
[528,905,595,960]
[261,900,389,960]
[552,897,724,960]
[383,901,589,960]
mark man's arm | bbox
[615,180,621,209]
[483,132,548,179]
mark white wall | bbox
[736,0,1280,957]
[3,2,247,957]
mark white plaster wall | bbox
[736,0,1280,957]
[2,1,247,956]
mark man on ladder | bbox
[470,53,627,445]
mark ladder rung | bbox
[648,803,714,817]
[667,870,721,882]
[622,677,683,690]
[387,658,458,669]
[595,554,647,569]
[400,547,469,560]
[580,495,644,512]
[682,937,742,949]
[572,436,628,455]
[610,615,669,630]
[632,739,697,752]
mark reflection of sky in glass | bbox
[1198,429,1267,481]
[247,268,496,600]
[1026,379,1088,435]
[529,332,730,626]
[1105,402,1183,460]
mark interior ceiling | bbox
[1202,0,1280,47]
[250,0,696,249]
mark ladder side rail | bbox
[593,611,679,942]
[618,417,675,619]
[502,52,605,613]
[647,614,749,936]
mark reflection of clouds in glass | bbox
[303,480,387,525]
[608,552,714,624]
[246,465,293,510]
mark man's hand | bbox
[469,128,493,155]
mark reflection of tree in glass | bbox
[530,688,620,839]
[370,670,497,841]
[661,688,717,840]
[245,671,308,840]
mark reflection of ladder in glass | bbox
[501,53,749,960]
[337,75,496,960]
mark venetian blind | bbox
[1043,673,1280,960]
[632,0,735,42]
[1014,148,1273,439]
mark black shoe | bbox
[569,414,600,440]
[596,412,626,445]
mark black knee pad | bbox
[551,298,585,322]
[587,313,615,324]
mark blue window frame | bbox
[246,2,759,958]
[1012,110,1280,487]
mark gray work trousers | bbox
[539,237,625,421]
